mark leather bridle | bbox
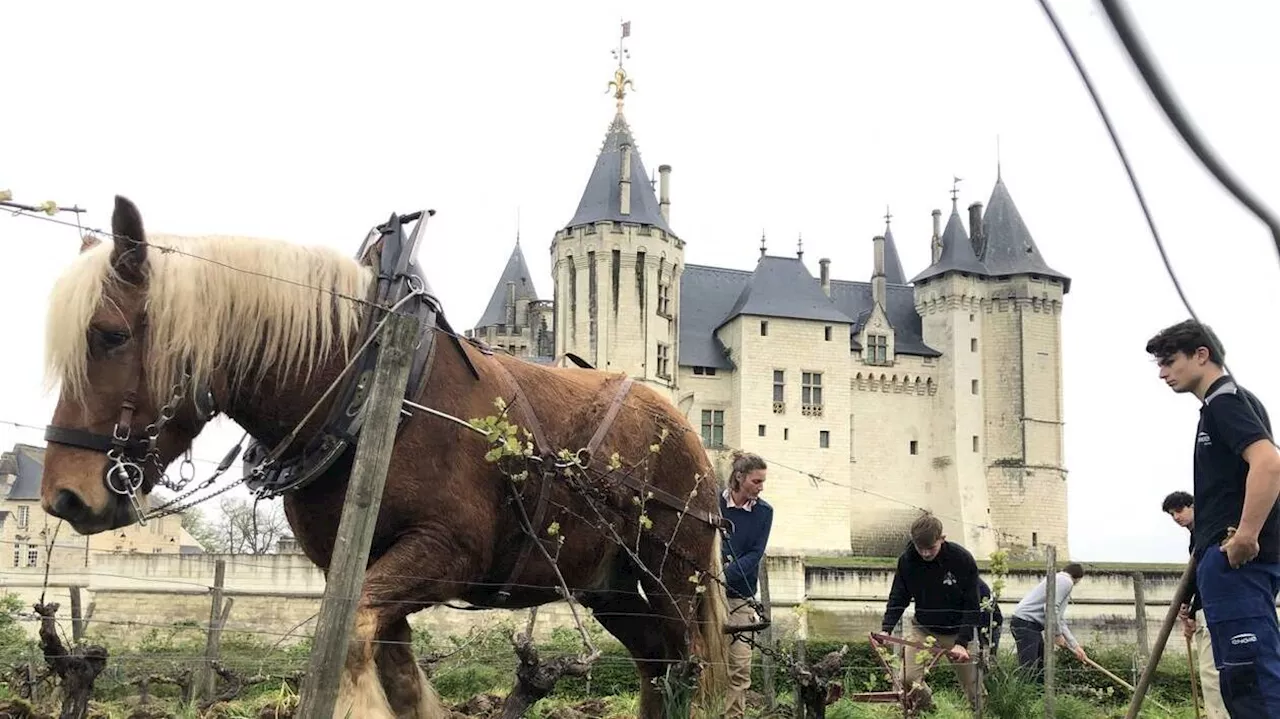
[43,361,212,521]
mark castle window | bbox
[16,505,28,529]
[773,370,785,414]
[758,424,766,437]
[867,334,888,364]
[700,410,725,448]
[970,337,978,352]
[657,283,671,317]
[760,320,769,336]
[784,428,789,440]
[972,435,980,452]
[971,379,979,395]
[1032,532,1039,547]
[824,326,832,341]
[819,430,830,448]
[693,366,717,376]
[909,440,918,455]
[802,372,823,416]
[656,343,671,379]
[26,545,38,568]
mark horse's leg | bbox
[634,545,724,718]
[333,534,457,719]
[376,616,444,719]
[580,559,676,719]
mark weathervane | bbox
[608,20,634,112]
[950,176,963,207]
[884,205,893,227]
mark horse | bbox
[38,196,730,718]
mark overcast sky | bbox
[2,1,1278,564]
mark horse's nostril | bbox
[51,489,89,522]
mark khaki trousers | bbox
[1194,609,1229,719]
[903,627,981,709]
[725,598,758,719]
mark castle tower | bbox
[910,185,996,558]
[467,235,555,360]
[551,27,684,393]
[976,173,1071,558]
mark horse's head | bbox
[41,196,207,534]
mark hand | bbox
[947,644,970,663]
[1222,528,1260,568]
[1182,614,1197,640]
[1054,635,1067,649]
[1073,645,1087,663]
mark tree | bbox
[181,507,226,553]
[211,498,290,554]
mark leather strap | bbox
[488,358,556,602]
[586,377,632,456]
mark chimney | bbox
[872,235,887,308]
[819,258,831,296]
[619,143,633,216]
[658,164,671,224]
[968,201,985,257]
[931,209,943,264]
[506,280,517,330]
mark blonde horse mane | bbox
[44,233,373,404]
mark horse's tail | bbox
[694,526,730,713]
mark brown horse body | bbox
[38,197,729,718]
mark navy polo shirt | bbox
[1193,375,1280,563]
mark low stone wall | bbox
[0,552,1223,656]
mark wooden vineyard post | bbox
[296,312,420,719]
[1133,572,1150,672]
[1125,558,1197,719]
[1043,545,1056,719]
[196,559,227,702]
[758,561,776,711]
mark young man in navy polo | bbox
[1147,319,1280,717]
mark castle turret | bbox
[551,36,683,392]
[467,237,554,360]
[977,174,1071,558]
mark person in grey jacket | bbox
[1009,563,1087,679]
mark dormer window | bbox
[867,334,888,365]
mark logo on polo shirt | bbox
[943,571,956,586]
[1197,431,1212,447]
[1231,633,1257,646]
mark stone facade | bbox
[466,64,1071,562]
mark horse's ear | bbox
[110,195,147,284]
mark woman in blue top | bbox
[719,450,773,719]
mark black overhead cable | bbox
[1038,0,1277,399]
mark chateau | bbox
[465,51,1071,561]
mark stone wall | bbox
[0,553,1224,658]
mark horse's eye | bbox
[95,328,131,349]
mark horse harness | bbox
[478,357,731,604]
[240,210,479,498]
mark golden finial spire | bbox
[608,20,634,112]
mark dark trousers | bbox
[1197,546,1280,718]
[1009,616,1045,679]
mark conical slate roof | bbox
[882,226,907,285]
[980,176,1071,291]
[910,207,988,283]
[563,113,674,236]
[475,240,540,328]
